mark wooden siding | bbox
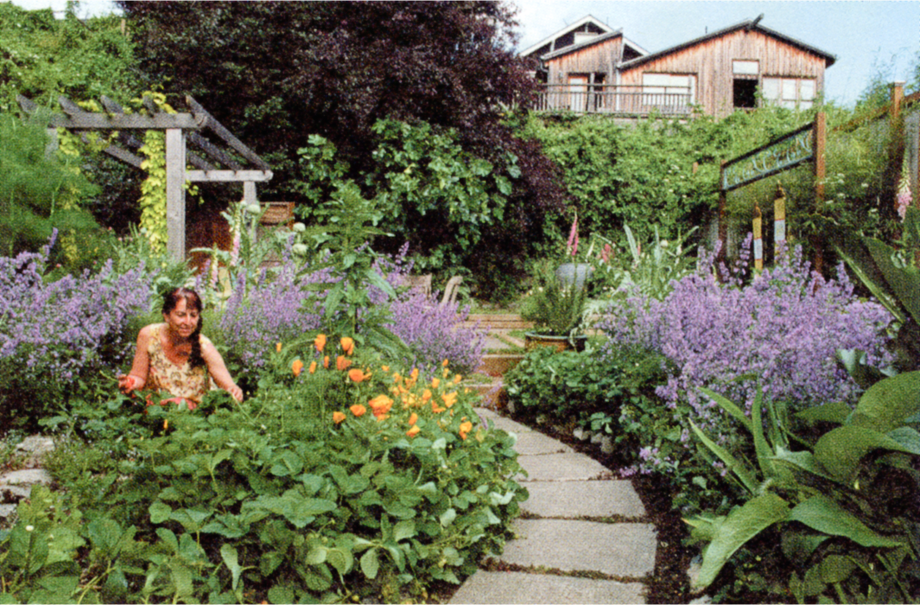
[545,37,624,84]
[618,28,826,118]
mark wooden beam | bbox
[185,170,273,182]
[101,143,144,168]
[188,131,243,170]
[187,151,214,171]
[165,128,187,260]
[186,95,271,170]
[46,112,201,130]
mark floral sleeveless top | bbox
[147,324,216,402]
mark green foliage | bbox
[0,111,103,262]
[36,349,525,603]
[686,373,920,603]
[0,3,137,112]
[519,260,588,336]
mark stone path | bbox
[450,409,656,604]
[451,315,658,604]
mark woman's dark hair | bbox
[162,287,205,368]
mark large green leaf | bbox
[866,237,920,327]
[852,371,920,433]
[694,493,790,588]
[814,425,914,482]
[789,496,904,548]
[698,387,753,433]
[689,419,758,494]
[797,401,852,425]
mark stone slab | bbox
[0,469,53,487]
[477,410,534,435]
[513,431,574,456]
[522,480,646,519]
[517,453,613,482]
[448,570,646,604]
[495,519,657,579]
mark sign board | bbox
[722,123,814,192]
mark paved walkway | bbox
[450,408,656,604]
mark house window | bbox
[762,77,817,109]
[642,73,695,111]
[732,60,759,109]
[733,60,759,75]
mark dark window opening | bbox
[734,79,757,108]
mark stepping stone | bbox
[513,431,574,456]
[0,469,53,487]
[522,480,646,519]
[494,519,657,579]
[448,570,646,604]
[478,411,535,435]
[517,453,612,482]
[15,435,55,467]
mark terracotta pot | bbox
[524,332,588,353]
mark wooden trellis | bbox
[17,93,273,260]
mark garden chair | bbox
[402,274,432,298]
[440,276,463,306]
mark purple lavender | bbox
[599,240,894,425]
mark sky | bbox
[8,0,919,108]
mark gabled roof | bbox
[619,17,836,70]
[518,14,614,58]
[540,28,650,62]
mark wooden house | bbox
[525,16,836,118]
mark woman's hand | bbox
[228,384,244,403]
[118,374,137,394]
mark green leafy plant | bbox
[519,259,588,337]
[686,372,920,603]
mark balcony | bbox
[533,84,693,116]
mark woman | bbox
[118,287,243,406]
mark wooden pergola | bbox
[17,93,273,260]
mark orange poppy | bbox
[309,361,318,374]
[430,378,440,389]
[292,359,304,377]
[314,334,327,353]
[368,395,393,418]
[442,392,458,408]
[349,368,370,383]
[406,425,420,438]
[408,412,418,426]
[340,337,354,355]
[350,404,366,417]
[276,342,283,353]
[337,356,353,371]
[333,411,346,424]
[421,389,432,402]
[323,355,330,369]
[459,420,473,440]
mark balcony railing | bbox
[534,84,693,115]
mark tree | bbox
[118,1,568,295]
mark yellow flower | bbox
[309,361,318,374]
[382,365,390,373]
[406,425,420,438]
[340,336,355,356]
[410,368,419,381]
[431,401,445,414]
[453,374,462,384]
[314,334,327,353]
[350,404,366,417]
[459,420,473,440]
[442,392,458,408]
[276,342,283,353]
[333,411,346,424]
[421,389,432,402]
[408,412,418,425]
[292,359,304,377]
[430,378,440,389]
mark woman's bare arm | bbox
[118,325,152,394]
[201,339,243,402]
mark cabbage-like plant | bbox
[686,371,920,603]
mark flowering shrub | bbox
[387,287,485,376]
[0,232,151,424]
[599,242,893,416]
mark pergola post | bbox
[165,128,187,260]
[243,181,258,241]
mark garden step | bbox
[467,379,506,410]
[449,570,646,604]
[488,518,656,579]
[476,353,524,377]
[466,314,533,331]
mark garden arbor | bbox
[17,93,272,260]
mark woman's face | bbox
[163,297,200,339]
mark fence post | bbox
[774,184,786,254]
[753,202,763,271]
[812,112,826,274]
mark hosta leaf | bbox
[789,497,904,548]
[814,425,913,482]
[797,401,852,425]
[852,371,920,433]
[695,493,790,589]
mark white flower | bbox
[292,222,306,232]
[246,203,262,214]
[292,243,308,255]
[25,525,34,532]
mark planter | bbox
[555,262,594,290]
[524,332,588,353]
